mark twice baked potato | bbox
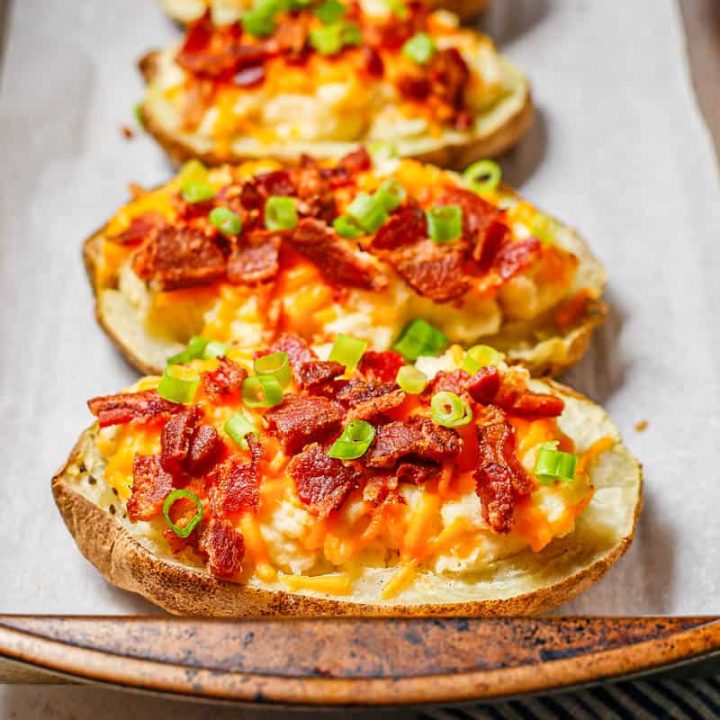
[53,334,641,616]
[160,0,490,25]
[84,150,606,376]
[140,0,530,167]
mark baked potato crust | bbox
[52,381,642,617]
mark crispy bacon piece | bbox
[466,366,502,404]
[127,455,173,521]
[396,461,439,485]
[437,185,497,235]
[227,231,281,284]
[366,416,461,469]
[288,443,362,516]
[88,390,181,428]
[240,170,295,210]
[132,226,226,291]
[110,213,165,246]
[160,408,200,476]
[363,46,384,77]
[290,219,388,290]
[385,238,469,301]
[428,48,469,112]
[296,360,345,390]
[161,408,224,478]
[265,395,343,453]
[495,236,542,280]
[421,370,471,400]
[345,384,406,421]
[210,458,259,516]
[363,473,399,504]
[468,368,564,418]
[474,406,534,533]
[201,357,248,401]
[199,517,245,579]
[266,333,316,369]
[357,350,405,383]
[337,147,372,174]
[373,206,427,250]
[396,75,431,101]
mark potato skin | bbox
[52,381,643,618]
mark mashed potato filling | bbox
[88,345,607,599]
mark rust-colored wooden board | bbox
[0,616,718,706]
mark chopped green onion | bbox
[209,206,243,236]
[347,192,389,233]
[426,204,462,244]
[368,141,399,161]
[333,214,365,238]
[242,9,276,36]
[382,0,408,18]
[167,336,209,365]
[133,102,145,129]
[393,318,448,361]
[402,33,436,64]
[462,344,504,374]
[177,159,208,185]
[264,196,298,230]
[431,391,473,428]
[181,181,215,204]
[204,340,230,359]
[314,0,345,24]
[463,159,502,194]
[328,420,376,460]
[254,351,292,388]
[531,212,559,245]
[162,489,204,538]
[309,21,362,55]
[396,365,428,394]
[328,334,367,372]
[158,366,200,404]
[242,375,284,407]
[375,179,406,212]
[534,441,578,485]
[224,412,258,450]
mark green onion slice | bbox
[463,159,502,195]
[242,9,276,36]
[395,365,428,394]
[177,159,208,185]
[328,420,376,460]
[181,181,215,204]
[347,192,389,234]
[333,214,365,238]
[462,344,504,374]
[375,179,406,213]
[254,351,292,388]
[314,0,345,24]
[162,489,204,538]
[264,195,298,230]
[534,441,578,485]
[242,375,284,407]
[426,204,462,244]
[224,411,258,450]
[382,0,408,18]
[204,340,231,359]
[431,391,473,428]
[167,336,209,365]
[402,32,436,64]
[328,334,368,372]
[158,366,200,404]
[209,206,243,236]
[309,21,362,55]
[393,318,449,361]
[530,213,558,245]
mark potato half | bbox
[53,380,641,617]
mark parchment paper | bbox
[1,0,718,616]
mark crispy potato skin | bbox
[52,382,643,618]
[137,49,534,172]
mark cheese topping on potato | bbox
[84,334,609,598]
[145,0,512,151]
[93,151,595,373]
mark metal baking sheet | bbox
[1,0,719,620]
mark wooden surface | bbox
[0,616,718,706]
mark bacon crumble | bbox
[88,390,181,428]
[265,395,343,453]
[127,455,173,522]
